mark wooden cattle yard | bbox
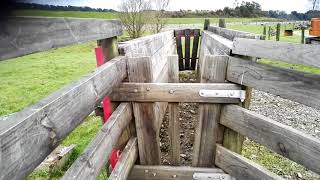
[0,17,319,180]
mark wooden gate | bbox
[174,29,201,71]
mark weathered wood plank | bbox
[207,26,261,41]
[191,29,200,70]
[109,138,138,180]
[128,165,225,180]
[127,56,166,165]
[232,38,320,68]
[215,145,284,180]
[201,31,233,56]
[0,17,122,60]
[62,103,133,180]
[227,57,320,109]
[220,105,320,174]
[185,29,191,70]
[174,30,185,70]
[111,83,242,103]
[0,56,127,180]
[167,55,180,165]
[192,55,228,167]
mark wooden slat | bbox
[111,83,242,103]
[127,56,167,165]
[207,26,261,40]
[192,55,228,167]
[62,103,133,180]
[232,38,320,68]
[201,31,233,56]
[185,29,191,70]
[167,55,180,165]
[220,105,320,174]
[227,57,320,109]
[215,145,284,180]
[109,138,138,180]
[0,56,127,180]
[191,29,200,70]
[128,165,225,180]
[0,17,122,60]
[174,30,185,70]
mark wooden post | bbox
[185,29,191,70]
[127,56,162,165]
[219,18,226,28]
[167,55,180,165]
[301,27,305,44]
[262,25,267,40]
[192,55,228,167]
[276,23,281,41]
[268,26,271,40]
[204,19,210,30]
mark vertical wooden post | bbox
[168,55,180,165]
[301,27,305,44]
[185,29,191,70]
[192,55,228,167]
[262,25,267,40]
[127,56,161,165]
[204,19,210,30]
[268,26,271,40]
[276,23,281,41]
[219,18,226,28]
[98,37,119,62]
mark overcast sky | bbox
[22,0,312,13]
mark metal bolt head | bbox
[134,89,138,93]
[152,173,156,176]
[169,90,174,94]
[172,174,177,178]
[146,87,151,91]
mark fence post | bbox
[301,27,305,44]
[204,19,210,30]
[127,56,161,165]
[219,18,226,28]
[168,55,180,165]
[276,23,281,41]
[268,26,271,40]
[192,55,227,167]
[262,25,267,40]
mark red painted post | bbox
[95,47,121,171]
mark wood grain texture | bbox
[232,38,320,68]
[111,83,242,103]
[119,31,176,80]
[174,30,185,70]
[167,55,180,165]
[227,57,320,109]
[0,56,127,180]
[215,145,284,180]
[62,103,133,180]
[192,55,228,167]
[220,105,320,174]
[207,26,261,41]
[108,138,138,180]
[0,17,122,60]
[127,56,168,165]
[191,29,201,70]
[201,31,233,56]
[128,165,225,180]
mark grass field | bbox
[2,9,319,179]
[13,9,278,24]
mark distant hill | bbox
[14,2,116,12]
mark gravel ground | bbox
[159,71,320,179]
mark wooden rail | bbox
[207,25,261,40]
[0,17,122,60]
[0,56,127,180]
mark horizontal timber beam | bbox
[215,145,284,180]
[0,17,122,60]
[111,83,242,103]
[232,38,320,68]
[0,56,127,180]
[202,30,233,55]
[109,138,138,180]
[227,57,320,109]
[128,165,226,180]
[220,105,320,174]
[63,103,133,180]
[207,26,261,40]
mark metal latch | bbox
[193,173,232,180]
[199,90,246,102]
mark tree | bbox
[309,0,319,10]
[118,0,151,38]
[150,0,170,33]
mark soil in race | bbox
[160,71,198,166]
